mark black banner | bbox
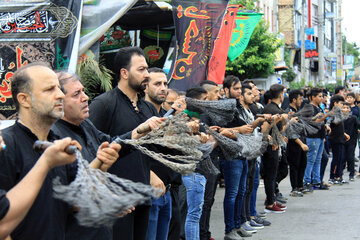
[0,0,81,118]
[168,0,228,91]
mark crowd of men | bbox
[0,46,359,240]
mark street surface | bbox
[210,161,360,240]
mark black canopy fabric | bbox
[116,1,174,30]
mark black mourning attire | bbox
[0,122,74,240]
[89,87,158,240]
[51,118,129,240]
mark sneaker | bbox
[224,229,243,240]
[302,183,313,193]
[275,202,287,210]
[256,212,267,219]
[236,226,252,238]
[333,179,341,185]
[341,179,349,184]
[276,192,288,201]
[290,190,304,197]
[252,216,271,226]
[275,196,287,204]
[264,204,285,213]
[249,219,264,229]
[349,176,355,181]
[241,222,257,233]
[328,179,334,185]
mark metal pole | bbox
[336,0,343,85]
[318,0,324,85]
[301,0,306,81]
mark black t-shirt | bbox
[0,122,73,240]
[89,87,159,184]
[262,102,285,131]
[344,115,359,145]
[0,189,9,220]
[329,121,345,144]
[51,119,121,240]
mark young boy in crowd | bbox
[328,95,350,184]
[342,103,359,181]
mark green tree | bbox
[342,38,360,66]
[225,0,281,80]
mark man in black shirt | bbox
[143,67,185,240]
[51,72,126,240]
[286,90,308,196]
[0,63,81,240]
[89,47,164,240]
[0,137,78,239]
[262,84,288,213]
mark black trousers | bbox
[168,186,181,240]
[275,148,288,194]
[287,140,307,190]
[262,146,279,205]
[241,159,256,223]
[343,141,356,177]
[199,172,219,240]
[112,205,150,240]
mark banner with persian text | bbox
[208,4,239,84]
[228,11,262,62]
[0,0,81,118]
[168,0,228,91]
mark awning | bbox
[274,66,289,71]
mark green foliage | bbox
[343,38,360,66]
[77,57,113,100]
[289,78,306,90]
[225,0,281,80]
[282,68,296,82]
[229,0,258,11]
[324,83,336,93]
[225,19,281,80]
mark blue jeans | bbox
[304,138,324,184]
[146,191,172,240]
[182,173,206,240]
[250,160,260,217]
[221,158,248,234]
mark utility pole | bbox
[336,0,343,85]
[301,0,306,81]
[318,0,324,84]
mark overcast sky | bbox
[342,0,360,46]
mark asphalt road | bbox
[209,161,360,240]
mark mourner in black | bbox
[51,72,124,240]
[0,63,79,240]
[89,47,164,240]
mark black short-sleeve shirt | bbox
[89,87,159,184]
[0,189,9,220]
[0,122,73,240]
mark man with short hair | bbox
[143,67,184,240]
[162,89,180,111]
[200,80,221,101]
[303,88,330,191]
[51,72,128,240]
[335,86,345,97]
[198,80,221,240]
[345,92,359,118]
[221,76,264,240]
[0,63,81,240]
[287,90,308,196]
[89,46,165,240]
[262,84,288,213]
